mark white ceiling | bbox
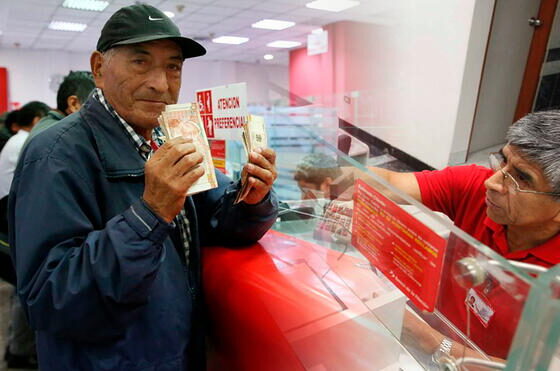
[0,0,390,65]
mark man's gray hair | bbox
[294,153,342,185]
[506,110,560,194]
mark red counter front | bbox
[203,230,408,370]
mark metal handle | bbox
[529,17,542,27]
[438,357,506,370]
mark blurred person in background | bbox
[0,110,20,152]
[0,100,48,369]
[0,112,9,150]
[0,101,49,232]
[26,71,95,145]
[294,153,342,201]
[292,153,353,244]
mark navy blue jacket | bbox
[8,96,278,370]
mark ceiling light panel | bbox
[62,0,109,12]
[267,40,301,48]
[305,0,360,12]
[48,21,87,32]
[212,36,249,45]
[252,19,295,30]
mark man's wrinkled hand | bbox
[241,148,277,205]
[143,137,204,222]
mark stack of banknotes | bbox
[158,102,218,196]
[234,115,268,204]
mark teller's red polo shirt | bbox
[415,165,560,358]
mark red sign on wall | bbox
[0,68,9,113]
[351,180,446,312]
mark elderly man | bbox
[9,4,278,370]
[362,110,560,360]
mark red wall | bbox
[0,68,8,113]
[289,21,378,107]
[289,27,334,106]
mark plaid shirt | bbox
[94,88,191,263]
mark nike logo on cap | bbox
[148,16,163,21]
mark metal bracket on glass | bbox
[488,260,548,275]
[454,257,487,288]
[437,356,506,370]
[454,257,550,289]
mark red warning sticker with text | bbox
[196,82,249,140]
[210,139,226,174]
[351,180,446,312]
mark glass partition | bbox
[206,102,557,370]
[505,265,560,370]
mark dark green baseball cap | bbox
[96,3,206,59]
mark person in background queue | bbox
[0,101,49,369]
[0,110,19,152]
[25,70,95,146]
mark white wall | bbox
[0,49,91,109]
[181,60,289,105]
[449,0,497,164]
[348,0,494,169]
[0,48,288,110]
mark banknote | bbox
[235,115,268,204]
[247,115,267,150]
[158,103,218,196]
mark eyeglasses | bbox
[488,152,560,196]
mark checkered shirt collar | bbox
[93,88,165,160]
[93,89,191,253]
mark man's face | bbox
[484,145,560,226]
[94,39,183,133]
[297,179,331,200]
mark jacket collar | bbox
[80,96,146,178]
[47,110,65,121]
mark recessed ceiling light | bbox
[212,36,249,45]
[62,0,108,12]
[163,11,175,18]
[252,19,295,30]
[306,0,359,12]
[48,21,87,32]
[267,40,301,48]
[263,54,274,60]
